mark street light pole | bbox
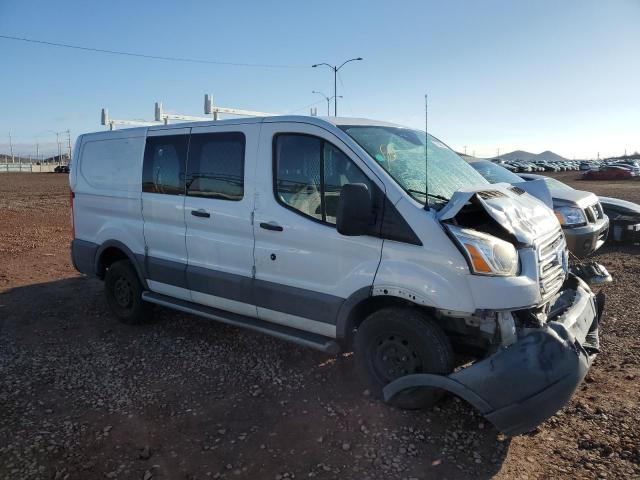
[312,91,343,116]
[312,57,363,116]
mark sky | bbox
[0,0,638,159]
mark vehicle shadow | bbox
[1,276,511,479]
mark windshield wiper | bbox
[407,189,450,202]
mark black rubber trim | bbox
[70,239,98,276]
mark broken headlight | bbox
[447,225,519,276]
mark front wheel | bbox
[354,307,454,409]
[104,259,153,325]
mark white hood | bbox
[437,183,560,245]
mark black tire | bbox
[354,306,454,410]
[104,259,153,325]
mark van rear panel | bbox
[70,129,147,273]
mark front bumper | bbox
[563,218,609,257]
[384,275,603,436]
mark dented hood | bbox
[438,183,560,245]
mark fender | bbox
[94,239,148,289]
[373,259,476,314]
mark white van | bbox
[70,116,603,436]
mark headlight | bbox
[446,225,519,276]
[554,206,586,226]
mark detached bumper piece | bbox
[383,275,603,437]
[571,261,612,286]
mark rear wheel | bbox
[355,307,454,409]
[104,259,153,324]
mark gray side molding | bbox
[70,239,99,276]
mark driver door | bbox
[252,121,384,337]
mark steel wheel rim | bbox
[113,276,133,309]
[372,334,423,383]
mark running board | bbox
[141,291,340,354]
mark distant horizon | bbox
[1,141,636,163]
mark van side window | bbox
[142,135,189,195]
[274,134,372,225]
[187,132,245,201]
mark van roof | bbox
[81,116,409,138]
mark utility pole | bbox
[9,131,14,163]
[463,146,467,156]
[66,130,72,163]
[56,132,61,165]
[312,58,363,116]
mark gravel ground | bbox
[0,172,639,480]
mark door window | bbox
[187,132,245,200]
[274,134,372,224]
[142,135,189,195]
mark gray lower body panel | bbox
[70,239,98,276]
[384,274,603,436]
[71,239,347,329]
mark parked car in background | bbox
[517,174,609,256]
[466,159,609,257]
[520,174,640,244]
[598,197,640,243]
[70,115,602,436]
[579,162,592,171]
[54,165,70,173]
[608,162,640,176]
[583,166,633,180]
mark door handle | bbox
[191,209,210,218]
[260,222,283,232]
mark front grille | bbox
[538,228,567,300]
[584,202,604,223]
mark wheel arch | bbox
[336,288,438,348]
[95,240,147,289]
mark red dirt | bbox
[1,172,638,479]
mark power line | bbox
[336,71,355,116]
[0,34,308,69]
[286,99,325,114]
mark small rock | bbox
[342,443,351,451]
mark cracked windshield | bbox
[340,125,487,207]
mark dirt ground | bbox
[1,172,639,480]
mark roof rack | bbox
[102,94,279,130]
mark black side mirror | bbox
[336,183,374,236]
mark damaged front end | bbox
[384,184,604,436]
[384,274,604,437]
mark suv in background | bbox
[467,159,609,257]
